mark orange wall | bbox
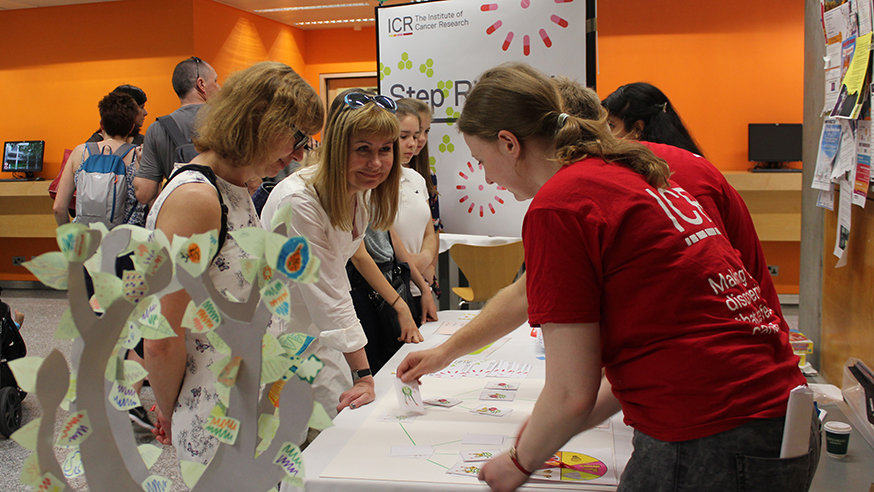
[0,0,804,289]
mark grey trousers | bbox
[618,411,821,492]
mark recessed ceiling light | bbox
[293,17,375,26]
[255,3,370,13]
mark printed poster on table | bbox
[377,0,590,236]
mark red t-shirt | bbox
[642,142,787,332]
[524,158,804,442]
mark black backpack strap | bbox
[166,164,228,262]
[157,115,188,149]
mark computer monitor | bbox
[748,124,802,171]
[2,140,45,179]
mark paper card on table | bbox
[428,359,472,378]
[23,252,68,290]
[181,461,208,489]
[377,413,419,423]
[485,381,520,391]
[465,359,498,378]
[138,443,163,469]
[461,449,500,462]
[446,461,482,477]
[142,474,173,492]
[273,442,305,481]
[108,381,141,411]
[62,448,84,478]
[395,377,426,415]
[462,433,506,446]
[20,452,41,486]
[205,414,240,445]
[437,321,468,335]
[12,418,41,451]
[479,390,516,402]
[54,308,79,340]
[391,446,435,458]
[8,356,43,393]
[37,471,66,491]
[423,397,462,407]
[181,299,222,333]
[486,360,512,378]
[56,410,92,447]
[470,405,513,418]
[512,363,532,379]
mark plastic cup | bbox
[824,421,852,458]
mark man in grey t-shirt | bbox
[134,56,220,205]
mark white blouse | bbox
[260,167,369,419]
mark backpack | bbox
[166,164,228,262]
[157,115,199,164]
[75,142,136,227]
[0,301,26,391]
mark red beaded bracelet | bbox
[508,446,533,476]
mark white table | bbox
[299,311,633,491]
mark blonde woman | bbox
[144,61,323,464]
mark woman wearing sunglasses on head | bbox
[346,98,439,374]
[144,61,323,464]
[458,63,815,492]
[261,90,402,438]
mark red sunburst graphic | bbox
[455,161,509,217]
[481,1,572,56]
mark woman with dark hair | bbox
[602,82,704,156]
[456,63,816,492]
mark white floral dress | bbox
[146,169,261,465]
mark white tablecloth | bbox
[299,311,633,491]
[439,233,522,254]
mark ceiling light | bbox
[255,3,370,13]
[293,17,375,26]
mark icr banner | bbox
[377,0,588,236]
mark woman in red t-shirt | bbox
[457,63,817,492]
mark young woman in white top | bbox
[144,62,324,464]
[261,90,404,421]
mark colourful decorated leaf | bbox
[11,417,41,451]
[172,231,218,277]
[260,279,291,321]
[262,333,285,358]
[278,333,315,357]
[56,223,91,262]
[274,236,318,283]
[23,252,68,290]
[239,257,260,285]
[308,402,334,431]
[270,203,295,234]
[205,414,240,445]
[229,227,268,259]
[20,451,41,485]
[123,359,149,385]
[56,410,92,448]
[108,381,141,411]
[261,354,294,385]
[181,461,207,489]
[137,443,163,470]
[91,270,123,308]
[206,331,231,355]
[181,299,222,333]
[121,270,148,304]
[274,442,305,482]
[54,308,79,340]
[8,356,43,394]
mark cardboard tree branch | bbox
[14,208,324,492]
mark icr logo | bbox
[388,16,413,36]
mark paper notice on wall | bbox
[817,185,836,211]
[823,3,849,44]
[814,119,842,190]
[854,120,872,207]
[833,120,857,179]
[858,0,874,36]
[824,43,843,114]
[833,175,853,266]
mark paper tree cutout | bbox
[14,207,327,491]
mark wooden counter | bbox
[0,180,59,238]
[722,171,802,242]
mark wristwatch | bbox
[351,368,372,382]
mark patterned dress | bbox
[145,169,260,465]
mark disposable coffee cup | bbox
[824,421,852,458]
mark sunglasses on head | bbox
[343,92,397,113]
[190,56,203,81]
